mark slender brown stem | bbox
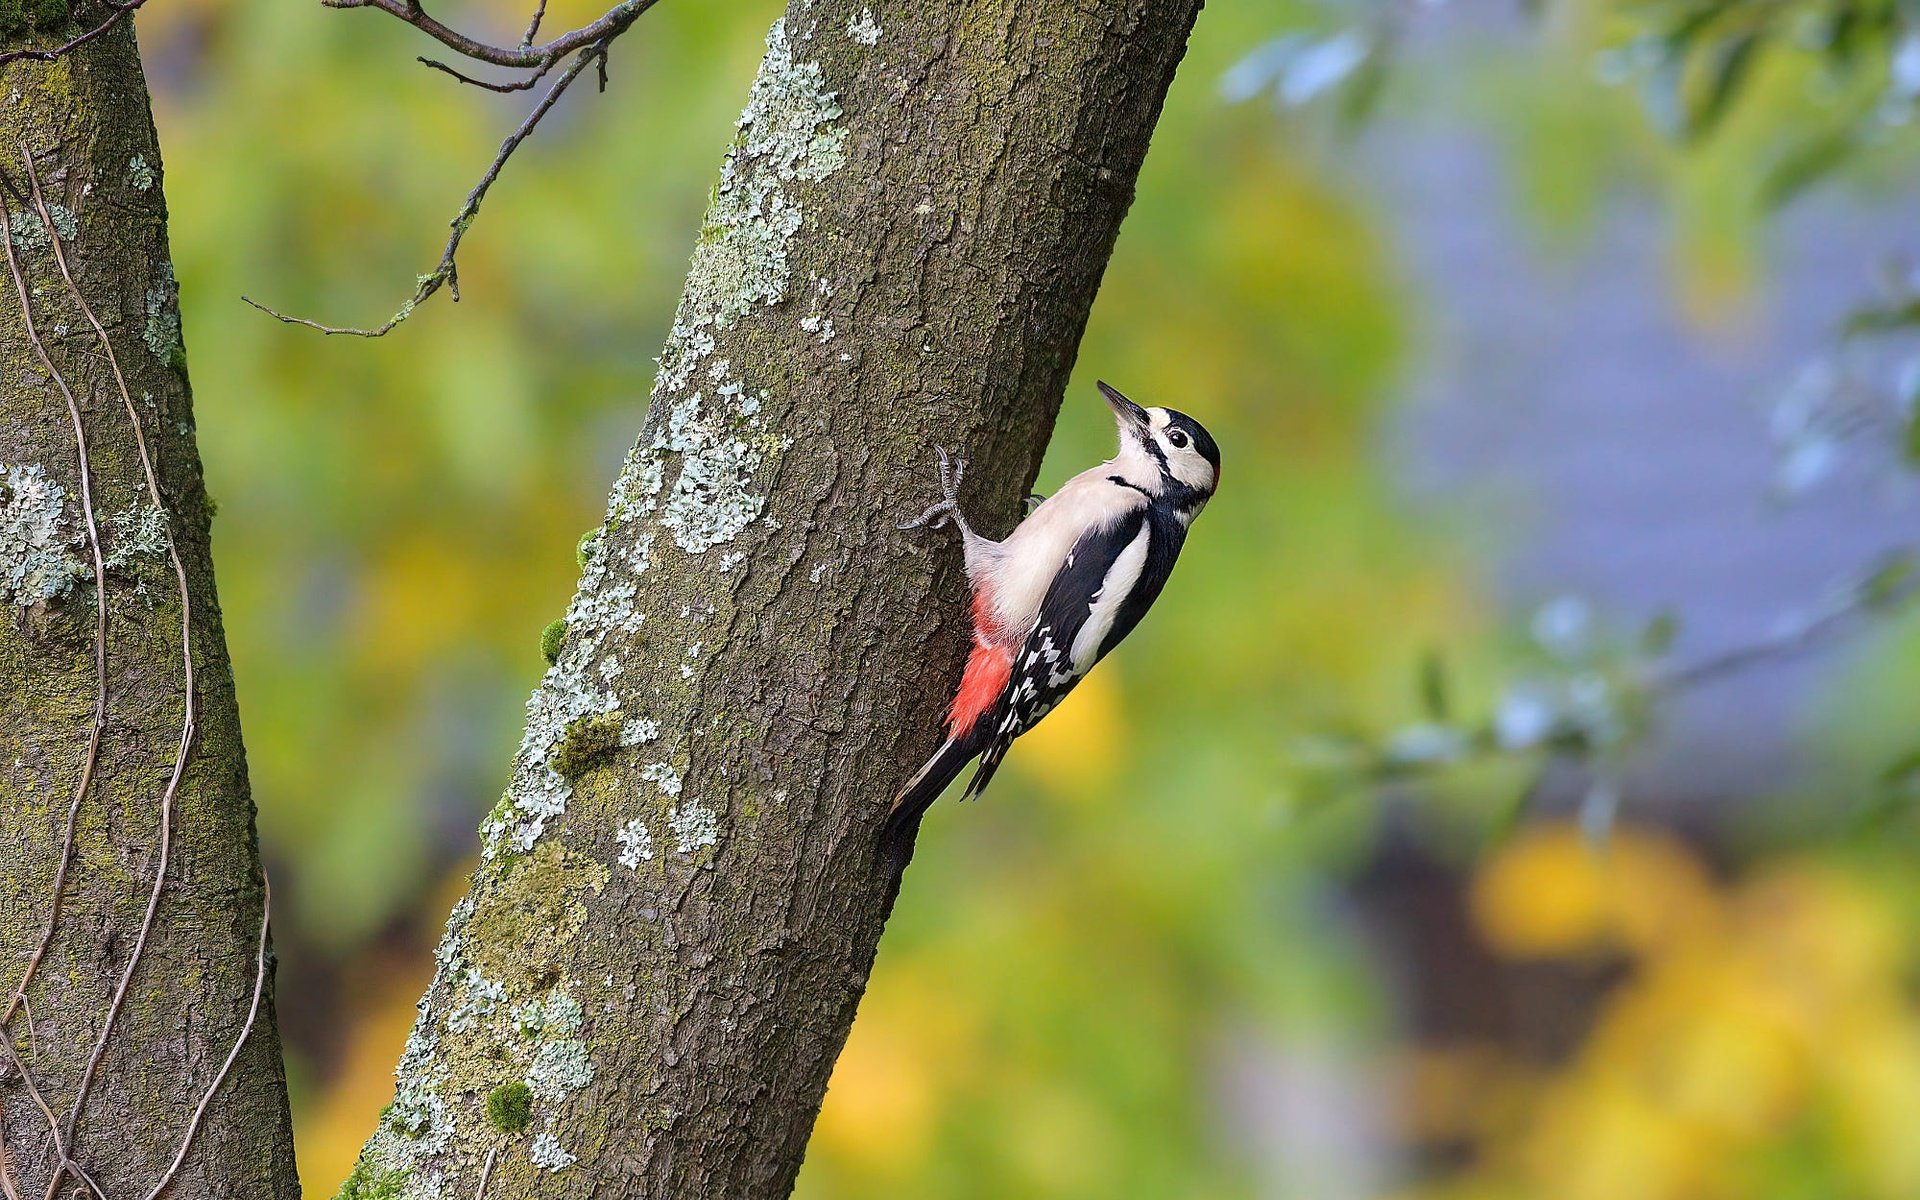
[244,39,610,336]
[18,145,200,1183]
[0,174,114,1200]
[0,175,110,1045]
[471,1144,498,1200]
[418,54,551,92]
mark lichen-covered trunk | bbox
[348,1,1202,1196]
[0,23,297,1200]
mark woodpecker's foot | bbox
[898,446,970,532]
[1024,492,1046,516]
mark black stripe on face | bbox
[1160,408,1221,478]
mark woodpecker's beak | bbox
[1098,381,1150,439]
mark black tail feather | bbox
[959,746,1006,805]
[881,734,980,849]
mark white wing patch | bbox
[1070,522,1151,673]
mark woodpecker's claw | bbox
[898,501,953,532]
[898,446,969,532]
[1024,492,1046,515]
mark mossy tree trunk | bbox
[0,21,298,1200]
[347,1,1203,1196]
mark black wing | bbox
[961,507,1159,801]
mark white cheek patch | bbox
[1168,452,1213,491]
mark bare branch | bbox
[249,0,662,332]
[322,0,655,70]
[244,39,609,336]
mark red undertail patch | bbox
[949,640,1012,740]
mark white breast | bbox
[975,467,1145,643]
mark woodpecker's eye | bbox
[1166,429,1189,450]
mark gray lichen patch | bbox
[667,800,719,856]
[126,154,155,191]
[142,263,182,361]
[681,17,847,330]
[525,1036,594,1102]
[100,502,169,574]
[656,387,792,554]
[4,204,74,250]
[362,860,608,1196]
[616,817,653,868]
[529,1132,577,1172]
[43,203,76,242]
[1,462,86,607]
[593,15,837,557]
[846,8,881,44]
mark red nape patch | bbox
[948,641,1012,738]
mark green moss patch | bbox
[486,1080,534,1132]
[549,711,623,779]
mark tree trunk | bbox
[346,0,1201,1196]
[0,22,298,1200]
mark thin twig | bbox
[14,996,33,1064]
[19,145,199,1178]
[243,39,610,336]
[417,55,551,93]
[520,0,548,48]
[471,1144,499,1200]
[0,1030,65,1194]
[141,878,272,1200]
[0,0,154,67]
[1651,569,1914,693]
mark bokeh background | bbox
[134,0,1920,1194]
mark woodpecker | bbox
[885,381,1221,844]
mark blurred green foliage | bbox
[137,0,1920,1193]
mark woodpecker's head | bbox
[1099,380,1221,510]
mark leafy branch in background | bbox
[1227,0,1920,195]
[1234,0,1920,833]
[1328,299,1920,832]
[241,0,664,336]
[1305,551,1918,837]
[1772,258,1920,496]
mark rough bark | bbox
[0,22,297,1200]
[346,1,1201,1197]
